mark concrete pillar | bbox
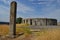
[9,1,17,38]
[22,19,24,23]
[37,21,40,25]
[28,19,30,25]
[32,20,35,25]
[25,19,26,24]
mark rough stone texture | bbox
[22,18,57,26]
[9,1,17,38]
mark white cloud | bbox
[28,0,60,22]
[30,0,58,5]
[46,9,60,18]
[40,4,60,22]
[0,0,60,22]
[0,0,11,5]
[0,0,35,22]
[0,5,9,22]
[17,2,35,13]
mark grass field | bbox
[0,24,30,36]
[0,24,60,40]
[32,28,60,40]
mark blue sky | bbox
[0,0,60,22]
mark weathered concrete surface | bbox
[9,1,17,38]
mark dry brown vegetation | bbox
[0,24,30,36]
[31,28,60,40]
[0,24,9,35]
[0,24,60,40]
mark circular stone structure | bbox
[22,18,57,26]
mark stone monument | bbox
[9,1,17,38]
[22,18,57,26]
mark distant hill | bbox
[0,22,9,25]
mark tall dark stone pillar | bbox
[10,1,17,38]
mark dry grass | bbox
[14,28,60,40]
[33,28,60,40]
[0,24,9,35]
[0,24,60,40]
[0,24,30,36]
